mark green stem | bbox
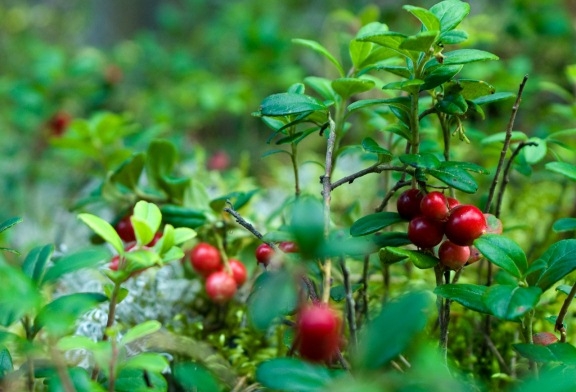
[290,141,301,197]
[410,91,421,155]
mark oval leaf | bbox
[379,247,438,269]
[350,212,403,236]
[256,358,337,392]
[173,362,222,392]
[22,244,54,284]
[553,218,576,233]
[260,93,327,117]
[247,271,298,330]
[78,214,124,255]
[120,320,162,346]
[483,285,542,321]
[434,283,490,314]
[332,78,375,99]
[546,161,576,181]
[474,234,528,279]
[527,239,576,292]
[292,38,345,77]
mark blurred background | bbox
[0,0,575,249]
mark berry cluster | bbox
[397,189,490,270]
[254,241,298,267]
[189,242,247,303]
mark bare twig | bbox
[555,282,576,342]
[375,180,412,212]
[484,75,529,214]
[340,258,357,349]
[224,202,265,242]
[330,164,409,191]
[483,332,511,374]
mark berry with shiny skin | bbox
[438,240,471,270]
[408,216,444,249]
[228,259,247,287]
[190,242,222,277]
[295,303,341,362]
[396,189,424,220]
[533,332,558,346]
[255,244,274,266]
[447,197,460,210]
[205,271,237,303]
[279,241,298,253]
[445,205,487,246]
[115,216,136,243]
[420,191,450,221]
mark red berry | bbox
[147,232,163,246]
[445,205,487,246]
[467,246,483,265]
[115,216,136,243]
[533,332,558,346]
[295,303,341,362]
[255,244,274,266]
[484,213,503,235]
[228,259,247,287]
[190,243,222,277]
[438,240,471,270]
[205,271,237,303]
[48,111,71,137]
[279,241,298,253]
[110,255,120,271]
[396,189,424,220]
[447,197,460,210]
[407,216,444,249]
[207,150,231,171]
[420,191,450,221]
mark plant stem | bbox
[340,257,357,349]
[330,164,411,191]
[484,75,529,214]
[107,339,118,392]
[50,345,77,392]
[555,282,576,342]
[290,139,301,197]
[375,180,412,212]
[410,91,421,154]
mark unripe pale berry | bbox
[533,332,558,346]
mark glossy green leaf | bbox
[113,368,166,392]
[78,213,124,255]
[132,201,162,246]
[403,5,441,32]
[439,30,468,44]
[546,161,576,181]
[0,217,22,234]
[434,283,490,314]
[400,153,441,170]
[256,358,337,392]
[372,232,411,248]
[514,342,576,365]
[247,271,298,331]
[446,79,495,100]
[347,97,411,114]
[472,92,516,105]
[259,93,326,117]
[420,65,463,91]
[332,78,375,99]
[553,218,576,233]
[480,131,528,146]
[43,247,110,284]
[526,239,576,292]
[372,65,411,78]
[383,79,425,94]
[349,40,373,69]
[35,293,108,336]
[430,0,470,32]
[474,234,527,279]
[173,362,222,392]
[522,137,547,164]
[436,92,468,115]
[124,250,161,275]
[120,320,162,346]
[289,197,325,258]
[428,165,478,193]
[22,244,54,284]
[483,285,541,321]
[304,76,335,101]
[399,31,439,53]
[292,38,345,77]
[47,367,102,392]
[350,212,403,237]
[379,247,438,269]
[121,353,169,373]
[108,153,145,191]
[361,137,393,161]
[434,49,498,66]
[357,32,409,57]
[57,336,99,352]
[146,139,178,186]
[0,262,41,326]
[355,291,433,369]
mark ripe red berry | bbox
[190,242,222,277]
[115,216,136,243]
[533,332,558,346]
[420,191,450,221]
[438,240,471,270]
[396,189,424,220]
[147,232,163,246]
[279,241,298,253]
[205,271,237,303]
[445,205,487,246]
[295,303,341,362]
[48,111,71,137]
[110,255,121,271]
[207,150,231,171]
[407,216,444,249]
[447,197,460,210]
[228,259,247,287]
[255,244,274,266]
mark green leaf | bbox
[43,247,110,284]
[145,139,178,187]
[430,0,471,32]
[399,31,439,53]
[107,153,145,191]
[428,165,479,193]
[57,336,99,352]
[124,250,161,275]
[113,368,167,392]
[304,76,336,101]
[420,65,463,91]
[357,32,409,57]
[259,93,327,117]
[436,93,468,115]
[526,239,576,292]
[349,40,374,70]
[514,342,576,365]
[0,347,13,378]
[383,79,425,94]
[331,78,375,99]
[522,137,547,164]
[289,197,325,258]
[292,38,345,77]
[446,79,496,100]
[480,131,528,146]
[360,138,392,161]
[379,247,438,269]
[433,49,498,66]
[132,201,162,246]
[553,218,576,233]
[0,217,22,234]
[355,291,433,369]
[120,320,162,346]
[372,232,411,248]
[546,162,576,181]
[35,293,108,336]
[173,362,222,392]
[347,97,411,114]
[22,244,54,284]
[78,213,124,255]
[47,367,102,392]
[0,262,41,326]
[256,358,337,392]
[472,92,516,105]
[439,30,468,44]
[247,271,298,331]
[474,234,528,279]
[399,153,441,170]
[434,283,490,314]
[403,5,441,32]
[330,284,362,302]
[350,212,403,236]
[121,353,169,373]
[483,285,542,321]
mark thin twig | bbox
[330,164,409,191]
[485,75,529,214]
[340,257,357,349]
[375,180,412,212]
[555,282,576,342]
[224,202,265,242]
[483,332,511,374]
[495,141,538,217]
